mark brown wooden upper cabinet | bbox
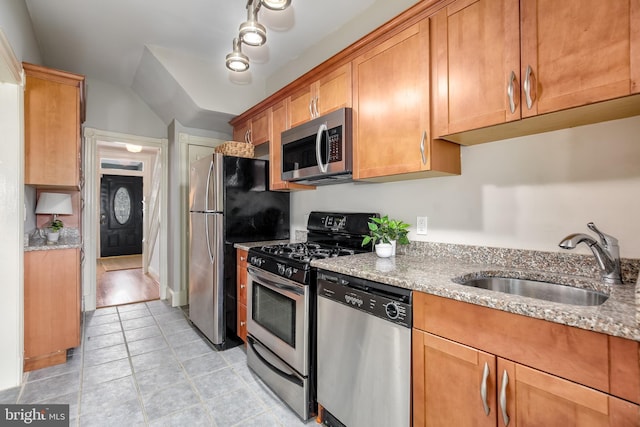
[352,20,460,181]
[268,100,315,191]
[232,108,269,145]
[431,0,640,143]
[24,62,85,189]
[288,63,352,128]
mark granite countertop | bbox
[234,240,290,251]
[25,230,82,252]
[311,251,640,342]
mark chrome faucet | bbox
[559,222,623,285]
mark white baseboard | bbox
[167,287,187,307]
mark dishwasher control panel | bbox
[317,270,412,328]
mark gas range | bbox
[245,212,378,420]
[249,242,361,285]
[248,212,379,285]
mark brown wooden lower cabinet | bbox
[412,292,640,426]
[24,248,80,371]
[236,249,248,343]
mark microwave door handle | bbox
[316,122,329,173]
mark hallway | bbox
[0,300,318,426]
[96,256,160,307]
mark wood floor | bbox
[96,256,159,308]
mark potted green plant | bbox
[46,219,64,243]
[362,215,410,257]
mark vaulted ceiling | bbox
[24,0,418,132]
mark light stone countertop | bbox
[311,251,640,342]
[25,229,82,252]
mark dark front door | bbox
[100,175,143,257]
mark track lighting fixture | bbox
[226,0,292,72]
[225,38,250,72]
[261,0,291,11]
[239,0,267,47]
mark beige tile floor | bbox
[0,300,321,426]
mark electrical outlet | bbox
[417,216,428,235]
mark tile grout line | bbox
[120,303,152,426]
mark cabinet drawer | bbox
[414,292,609,393]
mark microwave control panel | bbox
[328,126,342,162]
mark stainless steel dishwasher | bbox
[316,269,412,427]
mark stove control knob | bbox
[385,302,400,320]
[285,267,293,278]
[278,264,285,275]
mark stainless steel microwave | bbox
[281,108,352,185]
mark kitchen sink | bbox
[458,277,609,306]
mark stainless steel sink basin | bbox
[459,277,609,306]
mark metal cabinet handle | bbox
[500,370,510,426]
[240,321,246,326]
[240,256,246,261]
[240,284,246,289]
[313,97,319,117]
[507,71,517,114]
[481,362,490,416]
[309,99,314,118]
[523,65,536,109]
[419,131,427,165]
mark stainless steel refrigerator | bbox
[188,154,290,349]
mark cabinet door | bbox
[353,21,432,179]
[413,330,497,427]
[431,0,520,137]
[233,120,251,143]
[24,249,80,359]
[498,359,640,427]
[288,85,314,128]
[268,100,316,191]
[315,63,352,116]
[520,0,639,118]
[236,249,248,343]
[250,109,270,145]
[24,66,83,188]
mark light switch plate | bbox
[417,216,428,235]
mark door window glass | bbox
[114,187,131,224]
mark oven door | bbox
[247,266,310,375]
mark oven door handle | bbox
[248,266,304,296]
[248,336,304,387]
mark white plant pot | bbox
[47,230,60,243]
[375,243,393,258]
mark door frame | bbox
[83,127,168,311]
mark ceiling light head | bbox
[261,0,291,11]
[226,38,250,72]
[239,1,267,46]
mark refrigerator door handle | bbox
[205,215,214,264]
[204,160,214,212]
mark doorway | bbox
[100,175,143,257]
[87,134,166,309]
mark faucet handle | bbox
[587,222,618,248]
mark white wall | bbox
[85,77,167,139]
[0,1,41,64]
[0,80,24,390]
[292,116,640,259]
[0,0,41,392]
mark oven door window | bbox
[252,282,296,347]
